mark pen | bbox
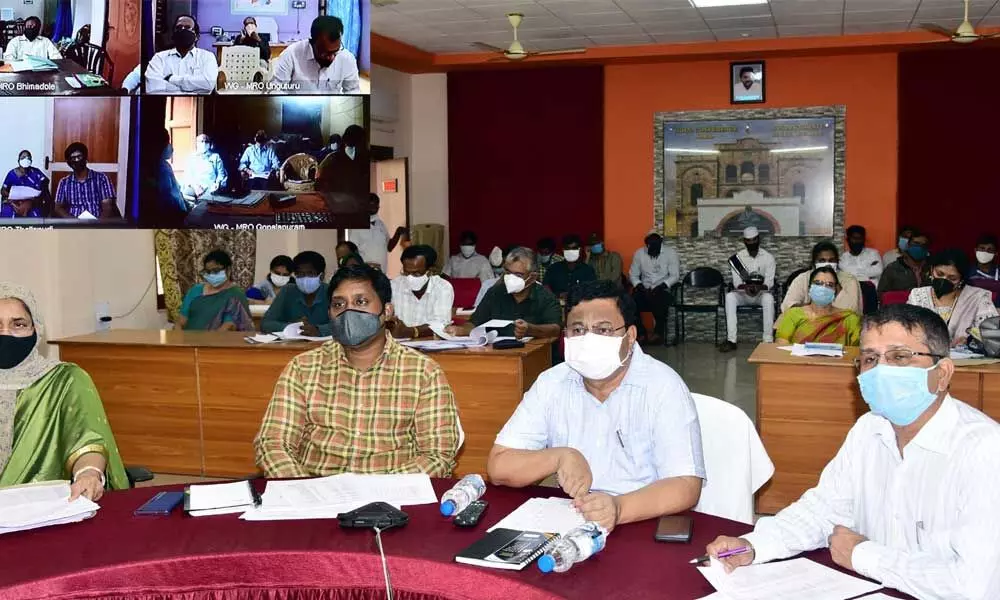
[245,479,262,508]
[689,546,751,564]
[615,430,625,448]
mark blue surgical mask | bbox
[898,237,909,251]
[906,246,928,261]
[857,363,940,426]
[809,284,836,307]
[296,276,321,295]
[203,271,226,287]
[591,243,604,255]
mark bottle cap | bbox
[537,554,555,573]
[440,500,456,516]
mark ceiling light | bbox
[689,0,768,7]
[666,148,721,154]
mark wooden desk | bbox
[750,343,1000,514]
[186,191,367,229]
[51,330,552,479]
[0,59,114,95]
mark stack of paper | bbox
[0,482,99,535]
[429,323,500,346]
[696,557,881,600]
[276,322,331,342]
[780,343,844,358]
[487,497,585,536]
[186,481,257,517]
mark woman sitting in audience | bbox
[0,283,128,498]
[250,254,294,305]
[775,266,861,346]
[907,249,997,347]
[1,150,51,218]
[178,250,254,331]
[232,16,270,66]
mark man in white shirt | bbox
[488,279,705,532]
[4,17,61,61]
[732,66,762,101]
[145,15,218,94]
[720,227,776,352]
[629,230,680,345]
[782,241,863,315]
[389,245,454,339]
[347,193,407,271]
[270,16,360,93]
[707,304,1000,599]
[443,231,493,282]
[841,225,883,285]
[883,224,915,267]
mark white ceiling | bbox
[372,0,1000,54]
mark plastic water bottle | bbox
[439,474,486,517]
[537,522,607,573]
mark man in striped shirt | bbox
[54,143,117,219]
[254,263,461,478]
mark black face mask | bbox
[255,137,267,145]
[931,278,957,299]
[646,240,662,257]
[68,158,86,172]
[745,243,760,254]
[848,241,864,255]
[173,27,197,50]
[25,27,40,41]
[0,332,37,369]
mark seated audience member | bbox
[782,242,862,315]
[447,247,562,340]
[775,267,860,346]
[178,250,253,331]
[3,16,61,61]
[313,133,342,162]
[720,227,776,352]
[271,16,360,93]
[443,230,493,282]
[182,134,228,200]
[878,231,931,294]
[335,240,360,266]
[122,64,141,94]
[262,251,332,337]
[251,255,294,305]
[488,280,704,532]
[53,143,118,219]
[254,264,460,477]
[840,225,883,284]
[145,129,188,228]
[630,230,680,345]
[907,249,997,347]
[239,131,281,190]
[707,304,1000,599]
[543,234,597,298]
[347,194,407,272]
[145,15,217,94]
[341,253,365,268]
[882,224,915,267]
[0,283,128,497]
[536,237,564,281]
[389,245,454,338]
[232,16,270,65]
[474,246,521,308]
[488,246,505,278]
[1,150,50,218]
[586,233,623,288]
[317,124,368,194]
[969,234,999,281]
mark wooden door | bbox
[371,158,408,279]
[106,0,141,88]
[164,96,198,186]
[45,97,129,216]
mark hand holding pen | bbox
[701,536,755,573]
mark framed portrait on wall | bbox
[231,0,289,16]
[731,61,765,104]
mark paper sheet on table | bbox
[250,171,271,179]
[479,319,513,329]
[486,497,585,536]
[696,557,880,600]
[789,343,843,358]
[950,348,984,360]
[0,481,99,533]
[188,481,255,512]
[856,594,897,600]
[77,210,98,220]
[455,308,475,316]
[7,186,41,201]
[249,304,269,317]
[245,333,280,344]
[278,322,332,342]
[9,60,33,72]
[428,323,497,347]
[400,340,469,352]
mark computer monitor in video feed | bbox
[0,97,136,227]
[137,95,371,230]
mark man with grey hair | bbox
[446,246,562,340]
[707,303,1000,599]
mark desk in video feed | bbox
[0,59,113,95]
[183,190,369,228]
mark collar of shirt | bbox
[331,330,397,372]
[872,394,958,456]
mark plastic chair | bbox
[880,289,910,306]
[450,278,481,309]
[674,267,725,344]
[691,393,774,524]
[218,44,268,93]
[279,153,319,191]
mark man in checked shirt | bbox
[254,264,461,477]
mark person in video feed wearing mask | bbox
[145,14,218,94]
[183,134,228,201]
[1,150,50,218]
[262,251,333,338]
[239,130,281,191]
[270,15,360,93]
[53,143,118,220]
[3,16,61,61]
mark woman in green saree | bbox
[178,249,254,331]
[775,266,861,346]
[0,283,128,499]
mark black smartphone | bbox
[654,515,693,543]
[134,491,185,516]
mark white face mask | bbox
[405,273,428,291]
[563,249,581,263]
[345,146,357,160]
[270,273,290,287]
[815,261,838,271]
[460,245,476,259]
[18,157,31,169]
[504,273,526,294]
[489,247,503,268]
[329,143,338,152]
[196,141,208,154]
[565,332,631,380]
[976,251,996,265]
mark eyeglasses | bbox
[811,280,837,289]
[565,324,626,338]
[854,349,944,371]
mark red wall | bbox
[898,46,1000,253]
[447,67,604,254]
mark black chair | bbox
[859,280,879,315]
[674,267,726,344]
[125,465,154,487]
[70,42,112,82]
[782,268,810,308]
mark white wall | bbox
[0,98,46,172]
[0,0,44,21]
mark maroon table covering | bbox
[1,480,907,600]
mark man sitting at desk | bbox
[239,130,281,191]
[145,14,218,95]
[487,280,705,533]
[53,143,117,219]
[706,304,1000,599]
[3,17,61,61]
[182,134,228,201]
[270,16,360,93]
[389,245,454,339]
[254,264,461,478]
[445,247,562,340]
[262,251,332,337]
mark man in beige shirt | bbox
[781,241,862,315]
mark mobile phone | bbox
[134,491,185,516]
[654,514,693,543]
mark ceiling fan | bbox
[473,13,586,61]
[919,0,1000,44]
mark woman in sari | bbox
[178,249,254,331]
[775,266,861,346]
[1,150,51,218]
[0,283,128,499]
[907,249,997,347]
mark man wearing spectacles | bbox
[707,304,1000,599]
[487,280,705,534]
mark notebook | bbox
[455,528,558,570]
[184,480,259,517]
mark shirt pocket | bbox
[615,427,655,483]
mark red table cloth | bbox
[1,479,907,600]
